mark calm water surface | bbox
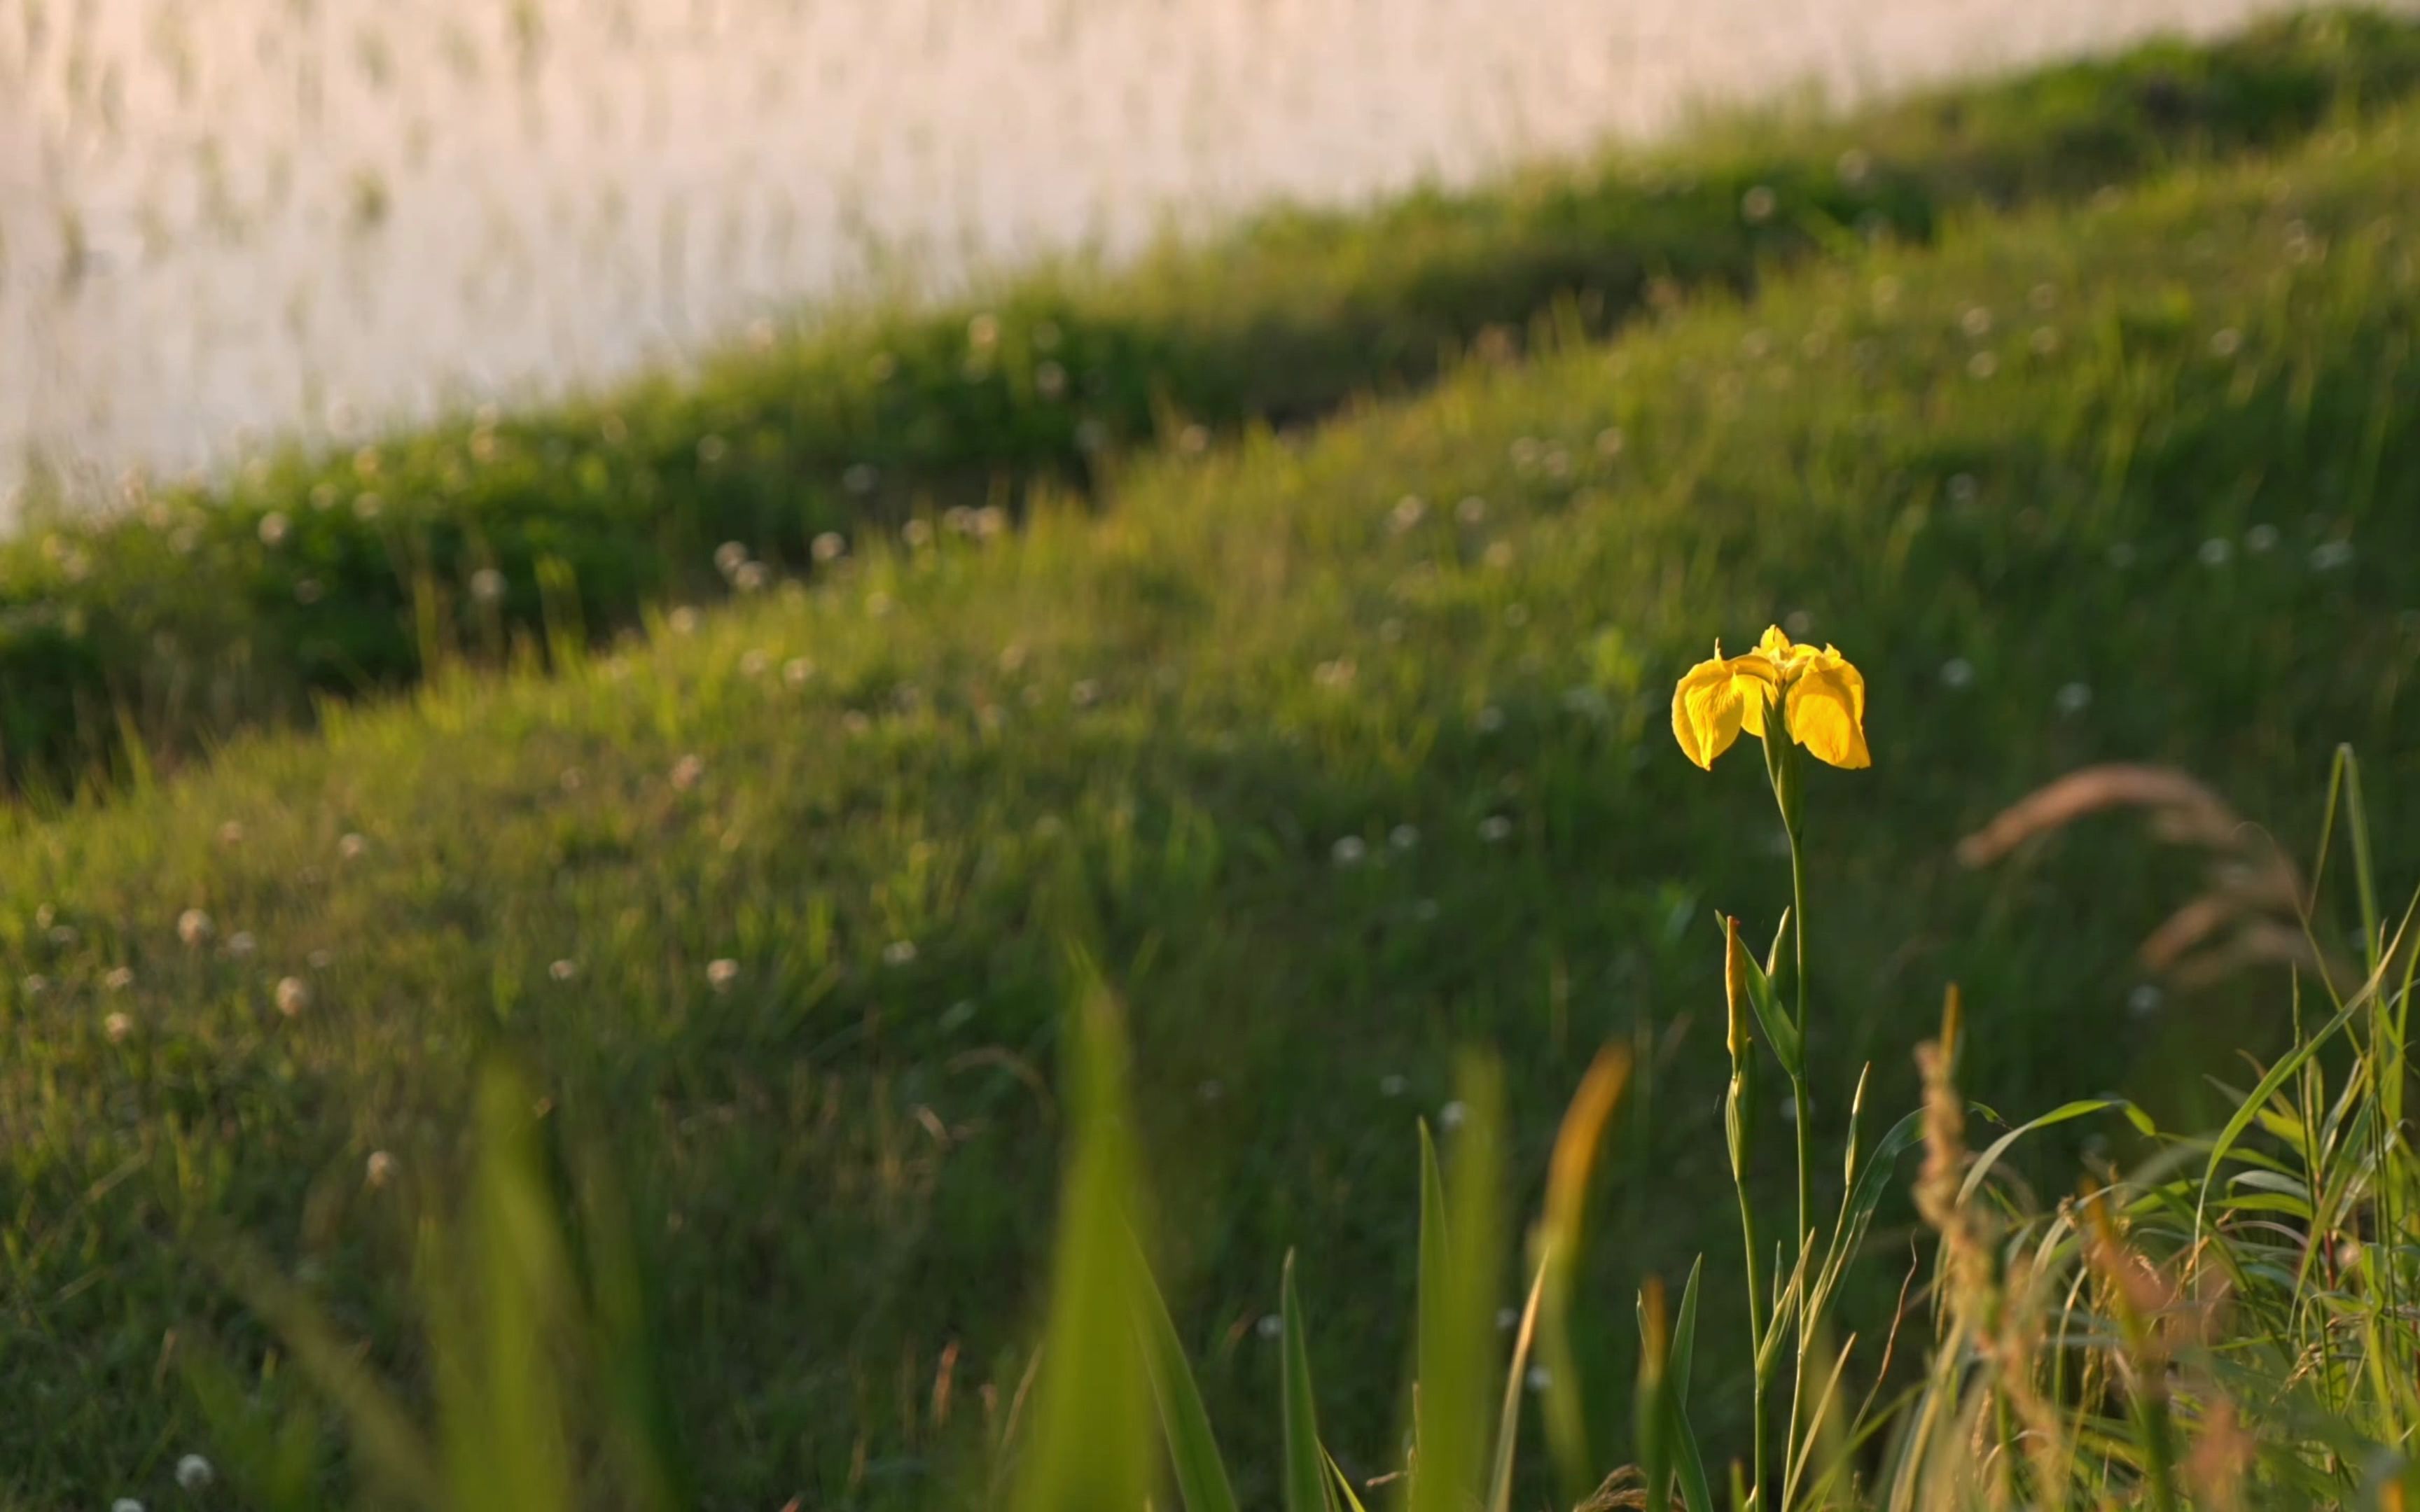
[0,0,2354,508]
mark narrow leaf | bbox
[1484,1256,1550,1512]
[1281,1253,1334,1512]
[1127,1233,1241,1512]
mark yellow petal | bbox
[1671,655,1745,769]
[1758,624,1821,676]
[1784,655,1871,770]
[1819,645,1866,720]
[1729,652,1781,738]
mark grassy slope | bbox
[8,10,2420,790]
[8,94,2420,1508]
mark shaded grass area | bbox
[10,9,2420,791]
[8,90,2420,1508]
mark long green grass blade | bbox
[2197,993,2370,1236]
[1010,980,1155,1512]
[1128,1232,1242,1512]
[1411,1058,1507,1512]
[1281,1252,1335,1512]
[1957,1098,2140,1206]
[1327,1451,1372,1512]
[1484,1256,1550,1512]
[1417,1115,1450,1459]
[1668,1259,1716,1512]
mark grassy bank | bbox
[8,9,2420,791]
[6,83,2419,1504]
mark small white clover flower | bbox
[1939,658,1975,690]
[1389,824,1420,852]
[104,967,135,991]
[1331,836,1368,867]
[104,1011,133,1043]
[1477,816,1513,844]
[227,932,257,958]
[366,1150,397,1188]
[177,909,214,946]
[338,832,368,860]
[258,511,290,546]
[275,977,310,1016]
[1438,1099,1469,1130]
[550,959,579,982]
[469,568,507,604]
[705,959,740,992]
[882,939,919,967]
[176,1453,215,1490]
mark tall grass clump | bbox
[6,9,2420,792]
[201,627,2420,1509]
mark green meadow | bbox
[7,10,2420,791]
[6,10,2420,1508]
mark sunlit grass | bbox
[4,82,2420,1502]
[4,11,2419,792]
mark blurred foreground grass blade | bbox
[569,1133,693,1512]
[1538,1044,1634,1500]
[1281,1252,1336,1512]
[1636,1278,1672,1512]
[1010,979,1154,1512]
[1128,1231,1242,1512]
[436,1064,576,1512]
[209,1245,443,1508]
[179,1349,323,1512]
[1411,1058,1508,1512]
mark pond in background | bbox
[0,0,2351,512]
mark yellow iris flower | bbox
[1670,625,1870,771]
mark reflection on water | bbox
[0,0,2339,507]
